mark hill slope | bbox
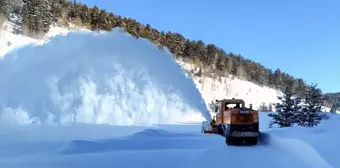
[1,1,337,113]
[1,18,337,113]
[1,0,325,109]
[0,16,284,114]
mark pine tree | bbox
[0,0,5,25]
[21,0,30,35]
[20,0,49,37]
[208,100,218,113]
[268,104,273,112]
[22,0,35,36]
[330,104,336,113]
[273,69,284,90]
[214,54,225,75]
[50,0,63,23]
[258,102,269,112]
[324,93,340,113]
[79,4,91,25]
[292,97,303,122]
[0,0,4,12]
[297,83,325,127]
[4,0,23,15]
[31,0,44,37]
[90,5,99,30]
[41,0,52,33]
[268,86,298,127]
[98,9,109,30]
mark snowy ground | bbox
[0,112,339,168]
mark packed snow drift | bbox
[0,28,210,125]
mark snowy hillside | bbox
[1,15,338,120]
[0,14,87,57]
[177,59,281,110]
[0,15,35,56]
[1,20,284,113]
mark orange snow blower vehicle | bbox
[201,98,260,145]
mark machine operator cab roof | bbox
[211,98,258,125]
[213,98,252,113]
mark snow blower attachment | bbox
[201,98,261,145]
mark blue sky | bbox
[80,0,339,93]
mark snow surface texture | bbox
[0,113,339,168]
[0,28,210,125]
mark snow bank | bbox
[0,28,210,125]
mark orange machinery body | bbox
[202,99,260,138]
[215,108,259,125]
[202,98,260,145]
